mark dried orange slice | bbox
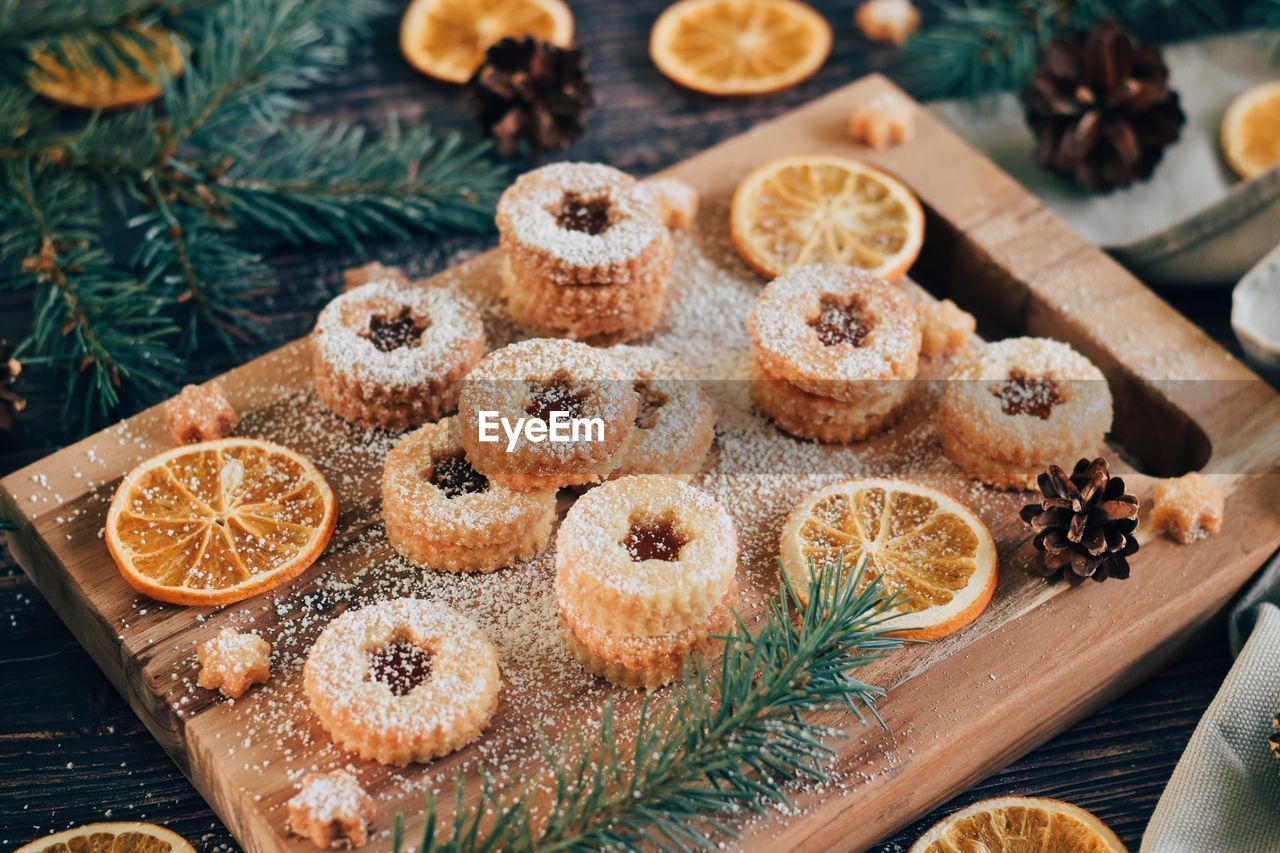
[731,154,924,279]
[909,796,1127,852]
[17,822,196,853]
[780,479,996,640]
[106,438,337,606]
[649,0,832,96]
[1221,81,1280,180]
[27,26,184,110]
[400,0,574,84]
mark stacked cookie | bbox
[746,264,921,443]
[554,475,737,688]
[382,417,557,573]
[934,337,1113,490]
[311,278,485,431]
[497,162,690,344]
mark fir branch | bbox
[0,0,503,431]
[902,0,1244,100]
[207,119,506,248]
[396,557,909,851]
[1,159,180,428]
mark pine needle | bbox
[0,0,504,431]
[903,0,1269,100]
[393,556,911,852]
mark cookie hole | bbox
[633,380,668,430]
[809,295,870,347]
[555,192,613,235]
[362,307,430,353]
[367,639,433,696]
[526,373,590,421]
[428,451,488,499]
[994,370,1063,419]
[621,515,688,562]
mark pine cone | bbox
[465,37,593,159]
[1021,21,1185,192]
[0,340,24,433]
[1019,457,1139,584]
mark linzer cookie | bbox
[608,345,716,480]
[302,598,501,766]
[457,338,638,490]
[496,162,682,343]
[746,263,920,443]
[311,279,485,431]
[935,337,1113,490]
[554,475,738,687]
[382,417,556,572]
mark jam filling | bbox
[809,296,870,347]
[368,641,433,696]
[363,308,429,352]
[556,193,612,235]
[634,380,668,430]
[526,374,589,422]
[994,370,1063,419]
[429,452,488,499]
[621,518,688,562]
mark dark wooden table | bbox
[0,4,1263,850]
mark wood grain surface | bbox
[1,4,1274,851]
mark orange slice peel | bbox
[400,0,574,84]
[909,796,1127,852]
[1221,80,1280,180]
[17,822,196,853]
[731,153,924,280]
[28,25,184,110]
[649,0,832,96]
[106,438,337,606]
[780,478,996,641]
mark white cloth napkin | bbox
[1141,553,1280,852]
[930,31,1280,286]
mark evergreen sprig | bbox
[0,0,507,431]
[393,557,909,851]
[903,0,1275,100]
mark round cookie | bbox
[311,280,485,431]
[934,337,1113,489]
[303,598,500,765]
[457,338,638,490]
[382,417,556,572]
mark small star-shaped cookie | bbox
[197,627,271,699]
[848,93,915,150]
[163,383,238,445]
[917,299,976,358]
[855,0,920,46]
[642,177,700,230]
[343,262,408,292]
[1150,473,1226,544]
[288,770,375,848]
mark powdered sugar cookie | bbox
[497,162,674,342]
[311,280,485,431]
[457,338,638,490]
[555,475,737,638]
[746,264,919,442]
[608,345,715,480]
[303,598,500,765]
[382,417,556,572]
[558,582,736,689]
[935,337,1113,489]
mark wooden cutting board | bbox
[3,75,1278,852]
